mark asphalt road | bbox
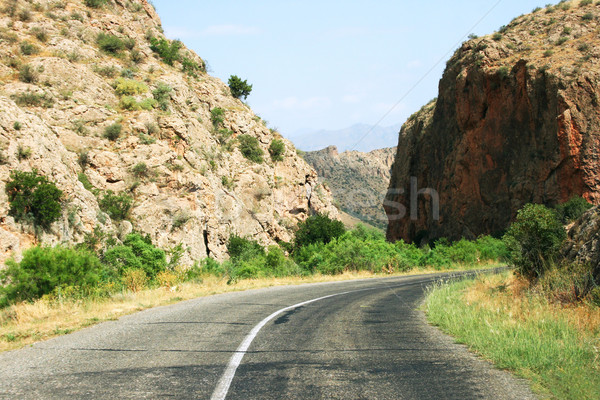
[0,271,536,399]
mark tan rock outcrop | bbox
[0,0,337,265]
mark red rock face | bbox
[385,58,600,244]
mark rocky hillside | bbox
[386,0,600,244]
[563,205,600,281]
[0,0,338,265]
[304,145,395,229]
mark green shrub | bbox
[102,233,166,279]
[103,123,122,141]
[0,246,104,306]
[582,13,594,21]
[113,77,148,96]
[30,27,48,43]
[228,75,253,100]
[294,213,345,250]
[78,172,93,191]
[84,0,107,8]
[210,107,225,127]
[269,139,285,162]
[13,121,22,131]
[181,56,204,76]
[492,32,503,41]
[13,91,54,108]
[94,64,118,78]
[119,96,156,111]
[5,170,63,230]
[18,64,37,83]
[152,82,172,111]
[97,33,125,55]
[131,162,149,178]
[227,235,265,261]
[149,37,182,66]
[503,203,566,280]
[238,134,263,163]
[98,190,132,221]
[555,196,593,223]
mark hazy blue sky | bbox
[153,0,546,145]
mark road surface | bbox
[0,271,536,399]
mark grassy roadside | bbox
[425,272,600,399]
[0,263,499,353]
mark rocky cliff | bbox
[304,145,395,229]
[563,205,600,280]
[0,0,337,265]
[386,0,600,244]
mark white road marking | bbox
[210,292,349,400]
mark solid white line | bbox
[210,292,348,400]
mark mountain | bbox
[288,123,402,153]
[0,0,338,265]
[304,146,396,230]
[386,0,600,244]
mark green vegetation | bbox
[269,139,285,162]
[103,123,122,141]
[97,33,125,55]
[238,134,263,163]
[555,195,593,223]
[582,12,594,21]
[84,0,107,8]
[103,233,166,279]
[5,170,63,230]
[152,82,172,111]
[181,56,204,77]
[113,78,148,96]
[18,64,37,83]
[426,274,600,399]
[120,96,157,111]
[13,91,54,108]
[98,190,132,221]
[293,213,345,250]
[210,107,225,127]
[149,37,182,66]
[13,122,21,131]
[503,203,566,279]
[228,75,253,100]
[0,246,104,307]
[19,41,38,56]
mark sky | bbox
[153,0,547,147]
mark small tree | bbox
[269,139,285,162]
[503,203,566,280]
[5,170,63,230]
[228,75,253,100]
[238,134,263,163]
[294,214,346,251]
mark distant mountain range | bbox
[287,123,402,153]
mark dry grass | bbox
[427,272,600,399]
[0,265,484,353]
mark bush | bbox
[294,214,345,250]
[503,203,566,280]
[210,107,225,127]
[0,246,104,306]
[227,235,265,261]
[98,190,132,221]
[5,170,63,230]
[18,64,37,83]
[269,139,285,162]
[555,196,593,223]
[20,41,39,55]
[121,269,148,292]
[152,82,172,111]
[149,37,182,66]
[228,75,253,100]
[97,33,125,55]
[131,162,149,178]
[13,91,54,108]
[103,123,122,141]
[113,78,148,96]
[102,233,167,279]
[84,0,107,8]
[181,56,204,77]
[238,134,263,163]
